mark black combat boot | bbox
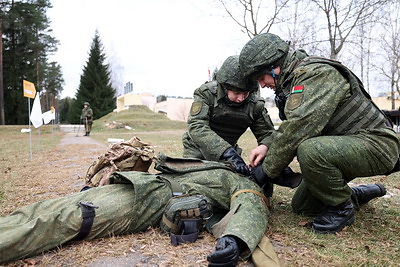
[351,183,386,205]
[311,199,355,234]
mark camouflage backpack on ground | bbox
[84,136,155,187]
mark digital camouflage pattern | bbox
[0,158,268,264]
[239,34,400,213]
[183,55,276,161]
[81,103,93,133]
[84,136,155,187]
[182,82,275,160]
[215,55,258,92]
[239,33,289,79]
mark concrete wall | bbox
[116,93,155,112]
[373,96,400,111]
[152,98,194,122]
[115,91,399,123]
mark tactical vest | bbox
[286,57,391,135]
[204,81,256,145]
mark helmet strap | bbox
[271,67,276,78]
[271,67,278,90]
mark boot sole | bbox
[311,215,355,234]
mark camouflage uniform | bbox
[239,34,400,216]
[0,160,268,264]
[81,102,93,135]
[183,56,275,161]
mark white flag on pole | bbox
[42,109,55,124]
[30,93,43,128]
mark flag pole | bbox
[28,98,32,160]
[23,79,37,160]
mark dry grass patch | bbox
[1,123,399,266]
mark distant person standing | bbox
[81,102,93,136]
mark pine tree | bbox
[2,0,60,124]
[68,31,116,123]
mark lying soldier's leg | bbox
[0,173,172,264]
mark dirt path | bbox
[59,132,108,147]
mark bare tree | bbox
[375,2,400,109]
[215,0,289,38]
[353,22,376,94]
[279,0,321,55]
[310,0,388,60]
[0,16,4,125]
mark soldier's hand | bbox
[220,147,250,175]
[207,236,240,267]
[249,144,268,167]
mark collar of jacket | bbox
[276,49,309,96]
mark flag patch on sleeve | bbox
[292,85,304,94]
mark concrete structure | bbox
[114,90,399,124]
[152,98,193,122]
[115,92,193,122]
[372,91,400,111]
[116,93,156,112]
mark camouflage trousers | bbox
[182,131,242,160]
[84,121,92,133]
[292,130,399,216]
[0,175,171,264]
[0,168,268,264]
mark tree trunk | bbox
[0,18,5,125]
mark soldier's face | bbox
[226,90,250,103]
[257,66,281,90]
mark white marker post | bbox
[22,80,36,160]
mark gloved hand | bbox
[207,236,240,267]
[220,147,250,175]
[251,165,302,189]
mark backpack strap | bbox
[72,201,98,241]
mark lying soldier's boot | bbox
[351,183,386,205]
[311,199,355,234]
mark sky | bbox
[47,0,254,99]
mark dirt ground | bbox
[2,132,257,267]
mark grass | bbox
[0,107,399,266]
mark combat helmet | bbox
[216,55,258,92]
[239,33,289,80]
[84,102,90,106]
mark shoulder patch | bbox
[291,85,304,94]
[190,102,203,116]
[286,94,303,110]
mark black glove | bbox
[207,236,240,267]
[220,147,250,175]
[251,165,302,189]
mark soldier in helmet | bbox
[81,102,93,136]
[182,55,276,178]
[239,33,400,234]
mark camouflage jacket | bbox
[263,50,400,177]
[81,107,93,123]
[185,81,276,160]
